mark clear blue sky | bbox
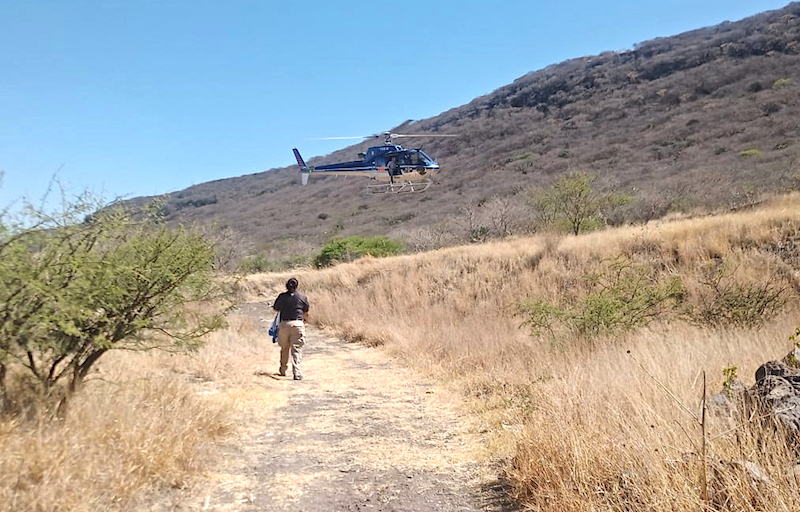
[0,0,791,205]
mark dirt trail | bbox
[164,302,513,511]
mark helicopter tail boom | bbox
[293,148,311,185]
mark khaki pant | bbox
[277,320,306,378]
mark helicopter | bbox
[292,132,455,193]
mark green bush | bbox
[238,254,274,274]
[0,195,225,404]
[520,257,685,338]
[517,299,565,338]
[738,149,762,157]
[286,253,312,269]
[469,226,490,243]
[722,365,738,396]
[238,252,313,274]
[773,78,791,90]
[313,236,403,267]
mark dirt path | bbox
[164,302,514,511]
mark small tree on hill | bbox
[0,194,226,406]
[531,171,630,235]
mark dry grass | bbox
[0,314,278,512]
[506,320,800,511]
[244,193,800,511]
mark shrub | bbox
[722,364,738,396]
[286,252,312,269]
[530,172,632,235]
[0,195,226,407]
[737,149,762,157]
[469,226,490,243]
[313,236,403,267]
[238,252,312,274]
[762,102,781,116]
[693,262,787,327]
[459,205,490,243]
[520,257,685,338]
[238,254,274,274]
[517,299,565,339]
[772,78,791,90]
[485,194,528,238]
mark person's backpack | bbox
[268,313,280,343]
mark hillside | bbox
[134,2,800,259]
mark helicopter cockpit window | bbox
[410,151,419,165]
[417,150,433,164]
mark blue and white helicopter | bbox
[292,132,455,193]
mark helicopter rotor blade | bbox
[389,134,458,138]
[310,133,458,143]
[310,136,371,140]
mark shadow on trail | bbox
[479,475,522,512]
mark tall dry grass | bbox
[244,193,800,511]
[0,314,275,512]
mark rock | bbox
[782,347,800,368]
[748,375,800,434]
[706,380,746,417]
[743,356,800,445]
[755,360,789,382]
[736,460,774,488]
[707,352,800,453]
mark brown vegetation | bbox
[243,192,800,511]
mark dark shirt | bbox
[273,291,309,321]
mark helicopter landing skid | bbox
[367,180,431,194]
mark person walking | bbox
[387,157,398,184]
[272,277,310,380]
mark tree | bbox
[531,171,630,235]
[0,194,226,405]
[459,205,490,243]
[484,194,528,238]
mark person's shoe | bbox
[278,370,286,377]
[293,375,303,381]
